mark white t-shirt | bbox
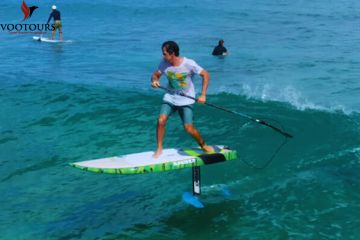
[157,57,203,106]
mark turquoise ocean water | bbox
[1,0,360,239]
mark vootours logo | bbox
[0,23,54,34]
[1,0,55,34]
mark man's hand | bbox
[151,70,161,88]
[151,80,160,88]
[197,95,206,104]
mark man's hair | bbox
[219,39,224,45]
[162,41,180,56]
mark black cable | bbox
[240,130,289,169]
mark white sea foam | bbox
[215,83,355,114]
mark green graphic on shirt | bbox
[166,71,188,89]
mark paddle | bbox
[158,86,293,138]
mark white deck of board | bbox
[33,36,72,43]
[74,146,228,169]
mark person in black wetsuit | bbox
[212,40,228,56]
[47,5,62,40]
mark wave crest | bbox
[216,83,353,114]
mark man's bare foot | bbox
[201,145,214,153]
[153,149,163,158]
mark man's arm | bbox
[47,12,53,24]
[223,47,228,55]
[198,69,210,103]
[151,70,162,88]
[212,47,217,55]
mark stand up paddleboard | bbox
[71,145,237,195]
[33,36,72,43]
